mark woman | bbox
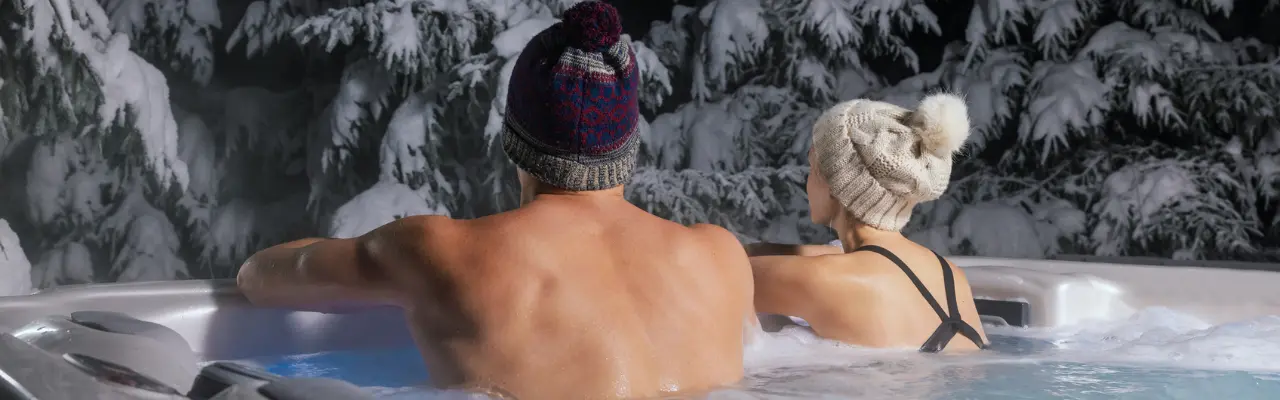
[747,93,988,352]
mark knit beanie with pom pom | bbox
[810,93,972,232]
[502,0,640,191]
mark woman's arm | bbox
[744,242,844,257]
[749,255,834,319]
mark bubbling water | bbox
[249,307,1280,399]
[702,308,1280,398]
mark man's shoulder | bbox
[686,223,743,250]
[681,224,753,277]
[367,215,469,259]
[383,214,459,237]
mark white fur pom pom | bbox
[910,93,971,157]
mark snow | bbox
[694,0,769,99]
[225,1,300,57]
[799,0,857,50]
[318,60,392,175]
[20,0,190,189]
[328,182,446,239]
[1089,156,1256,259]
[25,137,113,227]
[492,18,556,58]
[31,242,94,289]
[199,200,262,276]
[174,107,218,201]
[0,220,33,296]
[101,192,190,282]
[1018,60,1109,162]
[485,55,520,144]
[380,92,434,186]
[377,1,421,71]
[951,202,1048,259]
[632,40,674,109]
[102,0,222,84]
[98,39,191,188]
[1033,0,1092,59]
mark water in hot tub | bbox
[237,307,1280,399]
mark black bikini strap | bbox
[936,251,988,348]
[855,245,989,351]
[936,251,959,319]
[853,245,947,321]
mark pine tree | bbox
[631,0,942,244]
[1,0,193,288]
[100,0,221,85]
[635,0,1280,260]
[900,0,1280,260]
[225,0,673,241]
[0,219,33,295]
[4,0,1279,289]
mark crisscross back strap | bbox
[854,245,988,352]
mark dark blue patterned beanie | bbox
[502,0,640,191]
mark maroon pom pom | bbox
[561,1,623,52]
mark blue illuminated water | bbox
[245,346,428,389]
[240,334,1280,399]
[234,308,1280,398]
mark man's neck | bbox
[537,185,625,197]
[523,185,627,206]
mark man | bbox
[235,2,756,399]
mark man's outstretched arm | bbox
[236,216,441,312]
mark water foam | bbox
[248,307,1280,398]
[744,308,1280,373]
[694,308,1280,398]
[985,307,1280,372]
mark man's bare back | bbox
[238,193,755,399]
[391,196,753,398]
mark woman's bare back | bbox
[812,241,987,350]
[750,239,986,352]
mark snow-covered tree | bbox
[634,0,1280,260]
[896,0,1280,260]
[225,0,672,236]
[101,0,221,85]
[629,0,942,244]
[1,0,194,288]
[3,0,1279,290]
[0,219,33,296]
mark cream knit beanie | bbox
[811,93,971,232]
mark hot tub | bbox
[0,279,410,399]
[2,257,1280,399]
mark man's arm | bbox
[235,216,442,312]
